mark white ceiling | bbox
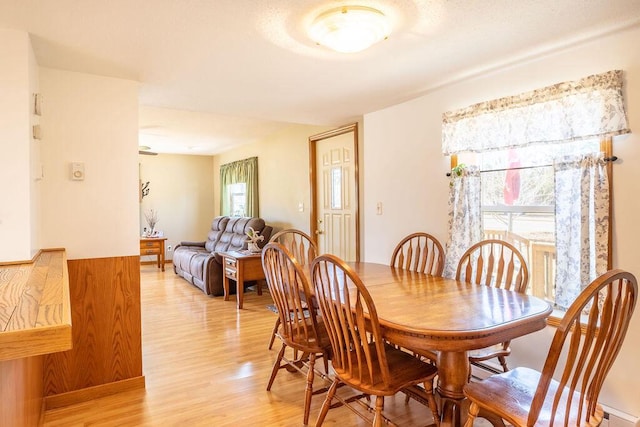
[2,0,640,155]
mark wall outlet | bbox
[167,245,172,251]
[601,407,640,427]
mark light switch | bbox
[71,162,85,180]
[298,202,304,212]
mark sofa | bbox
[172,216,272,296]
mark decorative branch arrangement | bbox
[144,209,159,236]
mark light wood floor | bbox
[42,265,450,426]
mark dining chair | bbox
[267,229,318,350]
[391,232,444,366]
[463,269,637,427]
[262,242,330,426]
[456,239,529,372]
[390,232,445,276]
[311,253,440,427]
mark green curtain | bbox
[220,156,259,217]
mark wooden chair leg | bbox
[477,409,506,427]
[373,395,384,427]
[315,378,339,427]
[424,380,440,427]
[498,356,509,372]
[268,317,281,350]
[267,343,286,391]
[303,354,316,426]
[464,402,480,427]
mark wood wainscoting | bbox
[43,255,144,408]
[0,355,43,426]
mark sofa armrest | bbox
[212,252,224,264]
[176,241,206,249]
[259,226,273,248]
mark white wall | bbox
[364,100,451,263]
[0,30,34,261]
[28,35,41,258]
[39,68,140,260]
[139,153,215,260]
[214,123,332,234]
[363,24,640,416]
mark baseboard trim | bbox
[140,260,173,265]
[44,376,146,410]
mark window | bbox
[220,157,259,217]
[228,182,247,217]
[331,167,342,209]
[457,139,603,307]
[442,70,629,314]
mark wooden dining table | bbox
[343,262,553,427]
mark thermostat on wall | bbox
[71,162,85,181]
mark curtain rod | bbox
[445,156,617,176]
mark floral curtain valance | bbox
[442,70,630,155]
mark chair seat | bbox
[468,344,510,362]
[334,343,438,396]
[463,367,604,427]
[412,348,438,363]
[277,317,331,354]
[411,344,510,371]
[412,344,510,363]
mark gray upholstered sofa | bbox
[172,216,272,296]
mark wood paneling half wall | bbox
[43,256,144,403]
[0,355,43,427]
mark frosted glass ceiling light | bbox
[309,6,390,53]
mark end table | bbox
[221,250,265,309]
[140,237,167,271]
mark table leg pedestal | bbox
[437,351,469,427]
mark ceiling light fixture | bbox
[309,5,391,53]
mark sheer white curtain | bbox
[554,153,609,309]
[443,166,482,278]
